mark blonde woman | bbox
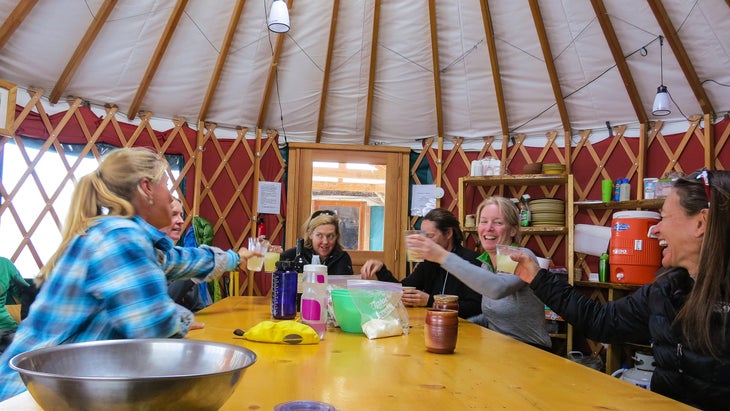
[0,148,255,401]
[281,210,354,275]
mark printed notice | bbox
[257,181,282,214]
[410,184,438,216]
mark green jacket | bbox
[0,258,28,331]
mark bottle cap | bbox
[276,260,293,271]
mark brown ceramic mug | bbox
[424,309,458,354]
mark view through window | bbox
[311,161,386,251]
[0,139,181,278]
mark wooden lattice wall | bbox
[2,90,729,298]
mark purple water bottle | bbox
[272,260,297,319]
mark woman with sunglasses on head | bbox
[280,210,354,275]
[0,148,258,401]
[512,169,730,410]
[360,208,483,319]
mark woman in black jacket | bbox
[281,210,354,276]
[513,169,730,410]
[360,207,483,319]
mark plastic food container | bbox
[330,289,363,334]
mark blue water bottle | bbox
[271,260,297,319]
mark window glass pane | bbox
[311,162,386,251]
[1,139,183,277]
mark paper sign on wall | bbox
[411,184,443,216]
[257,181,282,215]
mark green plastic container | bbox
[330,289,363,334]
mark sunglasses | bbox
[311,209,336,218]
[696,169,711,208]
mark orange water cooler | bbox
[609,211,662,284]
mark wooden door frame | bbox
[285,143,410,276]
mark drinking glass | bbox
[264,245,282,273]
[404,230,425,262]
[495,244,520,274]
[247,237,269,271]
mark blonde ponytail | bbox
[39,148,167,284]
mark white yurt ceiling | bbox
[0,0,728,149]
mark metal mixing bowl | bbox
[10,339,257,411]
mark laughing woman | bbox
[512,170,730,410]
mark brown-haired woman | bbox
[361,207,482,319]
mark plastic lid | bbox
[303,264,328,273]
[433,294,458,302]
[276,260,293,271]
[613,210,660,219]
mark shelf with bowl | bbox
[463,225,567,235]
[461,174,568,187]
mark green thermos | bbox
[599,253,609,282]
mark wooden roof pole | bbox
[647,0,714,115]
[591,0,650,184]
[199,0,247,122]
[428,0,444,197]
[591,0,647,124]
[127,0,188,120]
[257,0,296,129]
[706,113,716,170]
[315,0,340,143]
[528,0,573,174]
[192,121,206,217]
[251,128,263,241]
[362,0,382,146]
[479,0,508,173]
[0,0,38,49]
[49,0,118,103]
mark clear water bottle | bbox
[300,270,328,339]
[271,260,297,320]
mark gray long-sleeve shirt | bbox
[441,249,552,348]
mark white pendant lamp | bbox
[652,36,670,116]
[268,0,290,33]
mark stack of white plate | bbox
[529,198,565,226]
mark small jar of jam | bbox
[432,294,459,311]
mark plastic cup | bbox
[495,244,520,274]
[246,237,269,271]
[601,179,613,202]
[405,230,425,262]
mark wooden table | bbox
[1,296,695,410]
